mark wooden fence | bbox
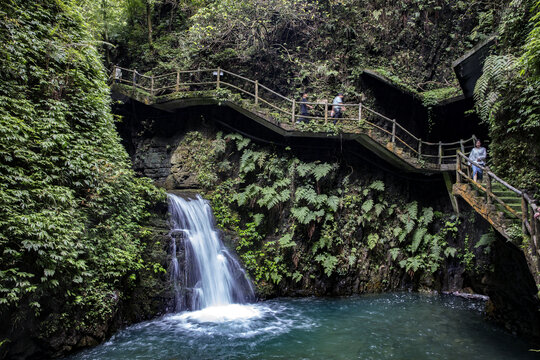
[111,66,476,167]
[456,151,539,251]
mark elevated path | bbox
[110,67,540,283]
[110,66,476,174]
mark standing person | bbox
[114,66,122,83]
[332,93,345,124]
[133,68,139,85]
[469,139,487,182]
[298,92,313,123]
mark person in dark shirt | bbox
[298,92,313,123]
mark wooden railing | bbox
[111,66,476,168]
[456,151,539,250]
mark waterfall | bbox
[168,194,255,312]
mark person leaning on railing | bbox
[468,139,487,182]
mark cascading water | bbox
[70,200,536,360]
[168,194,255,312]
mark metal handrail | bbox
[110,65,476,168]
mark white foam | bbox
[176,304,262,323]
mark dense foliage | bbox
[474,0,540,193]
[81,0,505,102]
[0,0,164,350]
[172,131,468,295]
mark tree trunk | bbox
[147,1,153,47]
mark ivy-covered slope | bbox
[0,0,165,357]
[474,0,540,193]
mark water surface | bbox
[69,293,537,360]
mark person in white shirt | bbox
[331,93,345,124]
[469,139,487,182]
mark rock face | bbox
[132,136,203,189]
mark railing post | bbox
[358,103,362,124]
[460,139,465,153]
[216,67,221,89]
[176,71,180,92]
[151,75,154,96]
[486,171,492,207]
[418,139,422,160]
[438,141,442,165]
[522,194,528,234]
[324,101,328,124]
[132,70,136,91]
[391,119,396,144]
[255,81,258,105]
[456,153,462,184]
[291,99,296,123]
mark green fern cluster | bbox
[202,131,461,293]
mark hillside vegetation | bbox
[0,0,164,356]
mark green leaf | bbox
[361,199,373,213]
[369,180,385,191]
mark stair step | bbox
[492,189,517,195]
[497,196,521,206]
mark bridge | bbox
[110,66,539,285]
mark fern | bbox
[411,227,427,253]
[326,195,339,212]
[444,246,457,257]
[252,213,264,227]
[474,55,518,123]
[312,163,334,181]
[274,177,291,188]
[239,149,267,174]
[278,188,291,202]
[239,150,256,174]
[291,206,312,224]
[389,248,400,261]
[348,254,357,266]
[406,201,418,220]
[405,219,415,235]
[315,253,338,277]
[296,162,316,177]
[257,187,280,209]
[237,137,251,150]
[420,207,434,226]
[235,184,260,206]
[369,180,385,191]
[374,203,385,217]
[367,233,379,250]
[475,232,496,254]
[226,133,251,150]
[361,199,373,213]
[428,235,440,259]
[295,186,318,205]
[278,233,296,248]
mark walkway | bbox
[110,66,539,287]
[110,66,476,174]
[453,152,540,287]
